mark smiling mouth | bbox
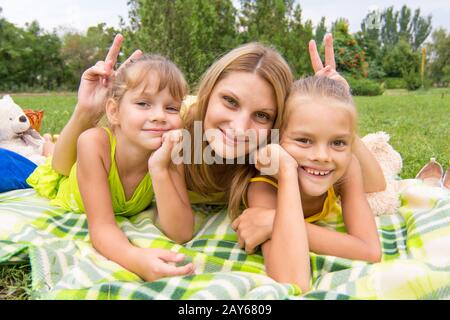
[220,129,248,146]
[142,128,169,135]
[300,166,333,177]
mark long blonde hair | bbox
[184,43,293,219]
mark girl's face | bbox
[112,80,183,151]
[203,71,277,159]
[281,97,353,197]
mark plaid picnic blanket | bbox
[0,179,449,300]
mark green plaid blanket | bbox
[0,179,449,300]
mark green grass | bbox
[0,264,32,300]
[355,89,450,178]
[1,88,449,299]
[11,92,77,135]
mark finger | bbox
[158,261,194,277]
[324,33,336,69]
[157,250,186,263]
[245,243,255,255]
[231,217,240,231]
[105,34,124,68]
[309,40,324,73]
[315,65,332,77]
[119,49,144,71]
[237,234,245,249]
[83,66,109,80]
[102,59,115,87]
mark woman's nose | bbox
[230,112,251,135]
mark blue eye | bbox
[254,112,271,122]
[223,96,238,107]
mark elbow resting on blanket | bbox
[368,246,382,263]
[170,231,194,245]
[268,271,311,294]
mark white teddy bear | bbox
[362,131,403,216]
[0,95,47,165]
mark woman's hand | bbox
[254,144,298,178]
[76,34,143,124]
[309,33,350,91]
[231,207,275,254]
[133,248,194,282]
[148,129,183,174]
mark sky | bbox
[0,0,448,35]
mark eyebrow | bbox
[221,89,276,113]
[290,131,352,139]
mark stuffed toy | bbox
[362,132,403,215]
[0,95,46,165]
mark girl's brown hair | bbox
[183,43,293,219]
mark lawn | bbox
[1,88,449,299]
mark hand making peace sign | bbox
[308,33,350,91]
[76,34,143,124]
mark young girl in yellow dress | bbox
[27,54,195,282]
[233,76,382,293]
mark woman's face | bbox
[203,71,277,160]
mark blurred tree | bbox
[125,0,238,87]
[0,18,63,91]
[357,10,384,79]
[427,28,450,86]
[382,38,420,78]
[314,17,327,43]
[238,0,313,78]
[61,23,117,89]
[381,5,432,50]
[331,18,368,78]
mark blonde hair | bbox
[109,54,187,105]
[184,43,293,219]
[283,76,358,139]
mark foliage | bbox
[426,28,450,87]
[380,5,432,51]
[382,39,420,78]
[357,5,432,81]
[383,77,406,89]
[0,19,63,91]
[402,69,422,91]
[331,19,368,78]
[60,23,118,89]
[125,0,238,87]
[347,77,384,96]
[0,2,445,91]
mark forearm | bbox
[89,222,142,275]
[353,136,386,193]
[265,168,310,293]
[52,107,97,175]
[305,222,381,262]
[151,169,194,244]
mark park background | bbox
[0,0,449,299]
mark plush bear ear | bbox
[2,95,13,102]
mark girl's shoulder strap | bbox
[102,127,117,160]
[249,176,279,189]
[242,176,279,209]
